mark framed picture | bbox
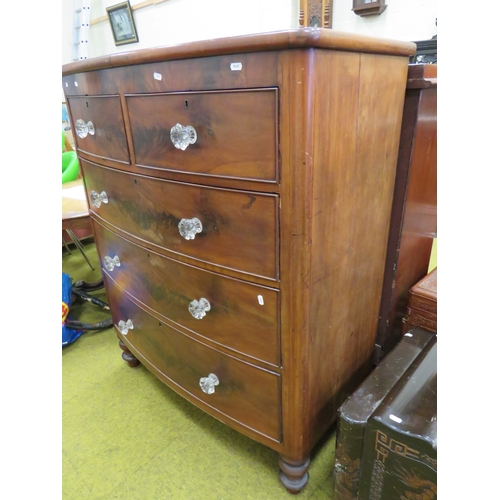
[106,1,139,46]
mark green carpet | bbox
[63,240,337,499]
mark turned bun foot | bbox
[278,455,310,494]
[118,339,140,367]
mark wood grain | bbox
[66,96,130,164]
[62,28,415,76]
[93,220,280,366]
[108,281,282,442]
[81,160,280,281]
[126,89,278,181]
[377,66,437,357]
[63,29,415,491]
[62,52,279,96]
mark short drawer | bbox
[94,220,280,366]
[109,282,282,442]
[66,95,130,163]
[82,160,279,280]
[126,89,278,182]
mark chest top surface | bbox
[62,28,415,75]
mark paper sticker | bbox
[230,62,242,71]
[154,72,162,81]
[258,295,264,305]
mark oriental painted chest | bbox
[62,28,415,493]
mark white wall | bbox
[62,0,436,64]
[331,0,437,42]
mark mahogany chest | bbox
[62,28,415,493]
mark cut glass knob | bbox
[75,119,95,138]
[188,298,211,320]
[90,190,108,208]
[199,373,219,395]
[178,217,202,240]
[170,123,197,150]
[75,119,88,138]
[104,255,121,272]
[117,319,134,335]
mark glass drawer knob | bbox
[104,255,121,272]
[188,298,210,320]
[199,373,219,395]
[178,217,202,240]
[90,190,108,208]
[75,119,88,138]
[117,319,134,335]
[75,119,95,138]
[170,123,197,150]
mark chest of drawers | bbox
[62,28,415,493]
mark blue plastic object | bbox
[62,273,84,346]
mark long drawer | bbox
[94,220,280,366]
[126,89,278,182]
[108,281,282,442]
[82,160,279,280]
[66,95,130,164]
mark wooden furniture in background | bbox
[358,333,437,499]
[375,64,437,363]
[62,179,94,270]
[62,28,415,493]
[299,1,332,27]
[403,268,437,334]
[333,327,436,499]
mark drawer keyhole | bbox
[185,100,189,108]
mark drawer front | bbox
[66,95,130,164]
[126,89,278,181]
[109,282,282,442]
[83,160,279,280]
[94,220,280,365]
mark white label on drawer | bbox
[74,81,79,87]
[153,72,162,81]
[257,295,264,306]
[230,62,242,71]
[65,82,69,87]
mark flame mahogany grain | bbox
[63,28,415,493]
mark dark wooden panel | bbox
[81,160,279,281]
[126,89,278,182]
[66,96,130,163]
[108,282,282,442]
[63,52,279,96]
[94,220,280,366]
[376,66,437,360]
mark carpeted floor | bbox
[62,240,337,499]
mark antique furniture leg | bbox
[118,339,140,367]
[278,455,310,494]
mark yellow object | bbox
[428,238,437,272]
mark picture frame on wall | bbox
[106,1,139,46]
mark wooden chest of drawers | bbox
[62,28,415,493]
